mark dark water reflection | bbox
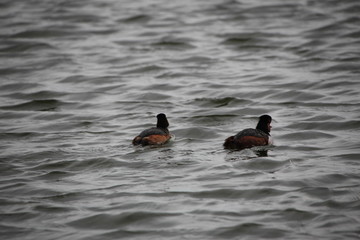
[1,0,360,239]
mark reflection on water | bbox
[254,149,268,157]
[0,0,360,239]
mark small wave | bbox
[334,153,360,161]
[286,121,360,131]
[50,14,104,23]
[0,57,71,76]
[191,97,252,108]
[0,99,66,111]
[173,127,221,140]
[311,173,350,185]
[133,92,172,101]
[182,187,286,200]
[315,63,360,73]
[68,211,180,230]
[121,65,166,75]
[118,14,152,24]
[36,170,74,180]
[11,29,73,39]
[30,156,124,172]
[265,90,325,102]
[0,83,42,92]
[151,37,195,50]
[304,21,347,39]
[338,4,360,14]
[0,211,38,223]
[234,157,289,172]
[275,208,319,221]
[43,192,88,202]
[4,90,66,100]
[343,30,360,38]
[0,41,56,53]
[244,3,303,16]
[31,159,74,171]
[311,78,359,90]
[67,157,124,171]
[212,222,287,239]
[33,204,74,213]
[220,32,283,50]
[300,186,333,200]
[0,67,34,75]
[169,56,216,64]
[58,75,120,85]
[141,83,182,91]
[280,131,336,140]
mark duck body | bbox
[224,115,272,150]
[132,113,171,146]
[224,128,269,149]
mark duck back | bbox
[138,128,168,138]
[234,128,268,139]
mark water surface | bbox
[1,0,360,239]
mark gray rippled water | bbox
[1,0,360,239]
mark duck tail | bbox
[132,136,142,145]
[223,136,236,149]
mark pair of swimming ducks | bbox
[133,113,272,150]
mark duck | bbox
[223,115,272,150]
[132,113,171,146]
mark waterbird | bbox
[223,115,272,150]
[132,113,171,146]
